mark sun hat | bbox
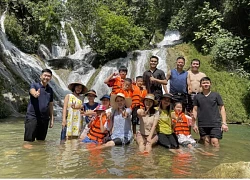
[142,93,158,106]
[94,105,106,111]
[84,89,97,97]
[68,82,88,94]
[100,94,110,101]
[110,93,132,109]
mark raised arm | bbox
[104,72,116,84]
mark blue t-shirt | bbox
[170,69,188,94]
[84,102,99,123]
[26,82,53,120]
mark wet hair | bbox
[191,59,200,65]
[42,68,52,75]
[176,56,185,62]
[124,78,132,84]
[150,55,159,61]
[119,66,128,73]
[136,76,143,80]
[200,77,211,84]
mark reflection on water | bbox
[0,118,250,178]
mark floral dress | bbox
[66,94,84,137]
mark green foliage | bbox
[193,2,224,54]
[4,0,64,52]
[172,43,250,123]
[88,5,144,56]
[211,32,245,70]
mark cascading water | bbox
[1,6,181,115]
[0,11,67,116]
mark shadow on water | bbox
[0,119,250,178]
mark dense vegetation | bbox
[0,0,249,121]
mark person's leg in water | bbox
[145,134,158,153]
[136,132,146,152]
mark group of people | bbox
[24,55,229,153]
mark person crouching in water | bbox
[81,105,111,144]
[171,102,196,148]
[136,94,159,153]
[156,94,179,150]
[104,93,133,146]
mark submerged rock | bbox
[202,161,250,178]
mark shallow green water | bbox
[0,117,250,178]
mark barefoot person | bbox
[136,94,159,153]
[24,69,54,142]
[186,59,206,113]
[192,77,228,148]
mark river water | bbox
[0,118,250,178]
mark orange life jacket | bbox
[87,114,109,143]
[131,85,147,109]
[172,112,190,136]
[108,76,124,95]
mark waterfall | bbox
[0,10,6,33]
[70,26,82,52]
[0,5,181,115]
[52,21,69,58]
[0,12,67,104]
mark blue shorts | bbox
[82,136,98,144]
[199,127,223,139]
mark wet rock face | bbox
[202,161,250,178]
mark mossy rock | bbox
[201,161,250,178]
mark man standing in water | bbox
[143,56,167,101]
[24,69,54,142]
[192,77,228,147]
[166,56,188,112]
[186,59,206,113]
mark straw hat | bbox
[142,93,158,106]
[94,105,106,111]
[84,89,97,97]
[68,82,88,94]
[110,93,132,109]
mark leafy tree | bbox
[88,5,144,56]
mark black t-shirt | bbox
[193,92,224,127]
[26,82,53,120]
[143,68,166,100]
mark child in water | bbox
[171,102,196,148]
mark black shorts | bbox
[131,106,140,125]
[112,138,130,146]
[157,133,179,149]
[24,117,49,142]
[199,127,223,139]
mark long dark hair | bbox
[158,101,171,115]
[143,100,156,116]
